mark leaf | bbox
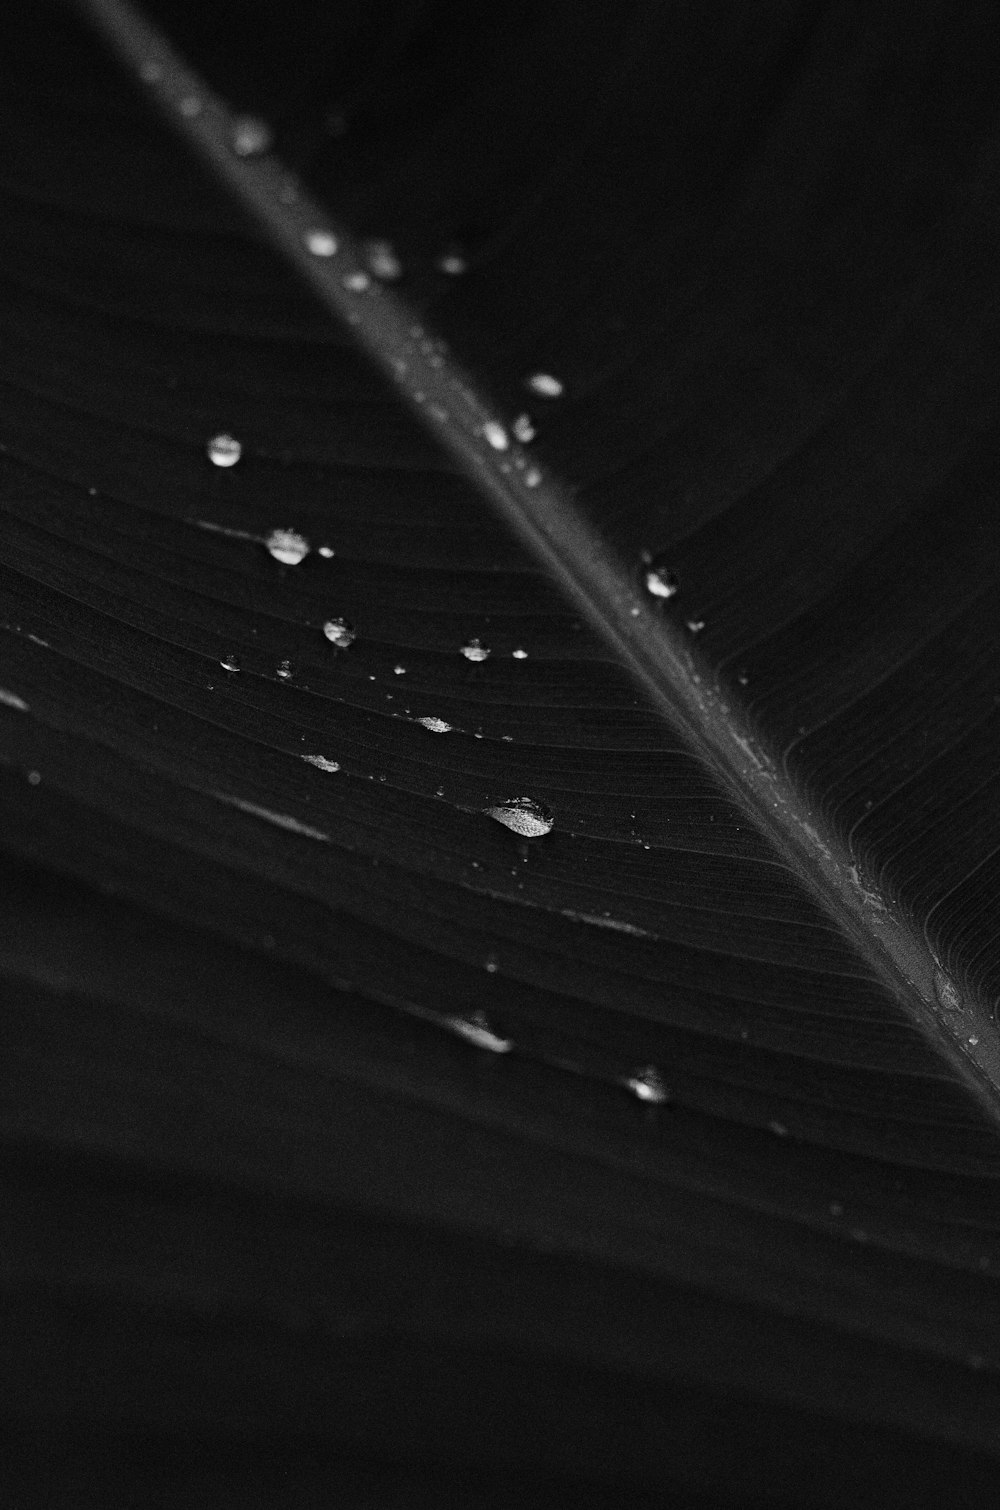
[4,0,1000,1502]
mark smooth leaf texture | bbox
[4,2,1000,1503]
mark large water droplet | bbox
[265,528,310,565]
[365,239,402,280]
[219,653,240,672]
[206,433,242,468]
[622,1066,670,1104]
[304,229,338,258]
[302,754,341,772]
[934,968,963,1012]
[276,660,293,680]
[643,560,679,599]
[323,618,356,649]
[447,1012,512,1053]
[525,372,563,398]
[460,638,490,663]
[484,797,554,838]
[512,413,536,443]
[231,115,273,157]
[482,421,509,451]
[417,716,452,733]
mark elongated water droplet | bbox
[317,545,335,558]
[231,115,273,157]
[265,528,310,565]
[447,1012,512,1053]
[460,638,490,663]
[417,716,452,733]
[302,754,340,772]
[484,797,554,838]
[482,420,509,451]
[323,618,356,649]
[512,413,536,443]
[934,968,963,1012]
[643,559,679,600]
[219,653,240,672]
[365,238,402,280]
[525,372,563,398]
[276,660,292,680]
[206,433,242,467]
[622,1066,670,1104]
[305,229,338,257]
[512,648,528,660]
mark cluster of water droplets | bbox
[483,798,554,838]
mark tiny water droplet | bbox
[484,953,499,974]
[523,466,542,487]
[460,638,490,663]
[686,619,705,634]
[829,1202,844,1217]
[623,1065,670,1104]
[482,420,509,451]
[768,1120,789,1137]
[934,968,963,1012]
[265,528,310,565]
[343,270,371,292]
[512,648,528,660]
[206,433,242,467]
[139,60,163,83]
[178,96,202,117]
[447,1011,513,1053]
[302,754,341,772]
[525,372,563,398]
[231,114,273,157]
[393,664,406,675]
[365,238,402,280]
[323,618,356,649]
[417,716,452,733]
[512,413,536,443]
[484,797,554,838]
[317,545,335,558]
[219,653,240,672]
[643,560,679,600]
[437,247,468,275]
[737,669,750,686]
[276,660,293,680]
[27,770,41,786]
[305,229,338,257]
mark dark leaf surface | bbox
[4,1,1000,1502]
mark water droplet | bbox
[512,648,528,660]
[206,433,242,467]
[482,421,509,451]
[317,545,335,558]
[302,754,341,772]
[27,770,41,786]
[231,115,273,157]
[417,716,452,733]
[436,247,467,275]
[364,238,402,280]
[178,96,202,117]
[512,413,536,443]
[323,618,356,649]
[524,467,542,487]
[933,968,963,1012]
[686,619,705,634]
[219,653,240,672]
[643,560,679,600]
[525,372,563,398]
[484,797,554,838]
[139,60,163,83]
[460,638,490,663]
[447,1011,512,1053]
[276,660,293,680]
[305,229,338,258]
[265,528,310,565]
[622,1066,670,1104]
[393,664,406,675]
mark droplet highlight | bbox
[231,115,273,157]
[484,798,554,838]
[219,653,240,672]
[622,1066,670,1104]
[643,560,679,600]
[265,528,310,566]
[460,638,490,663]
[323,618,356,649]
[206,433,242,468]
